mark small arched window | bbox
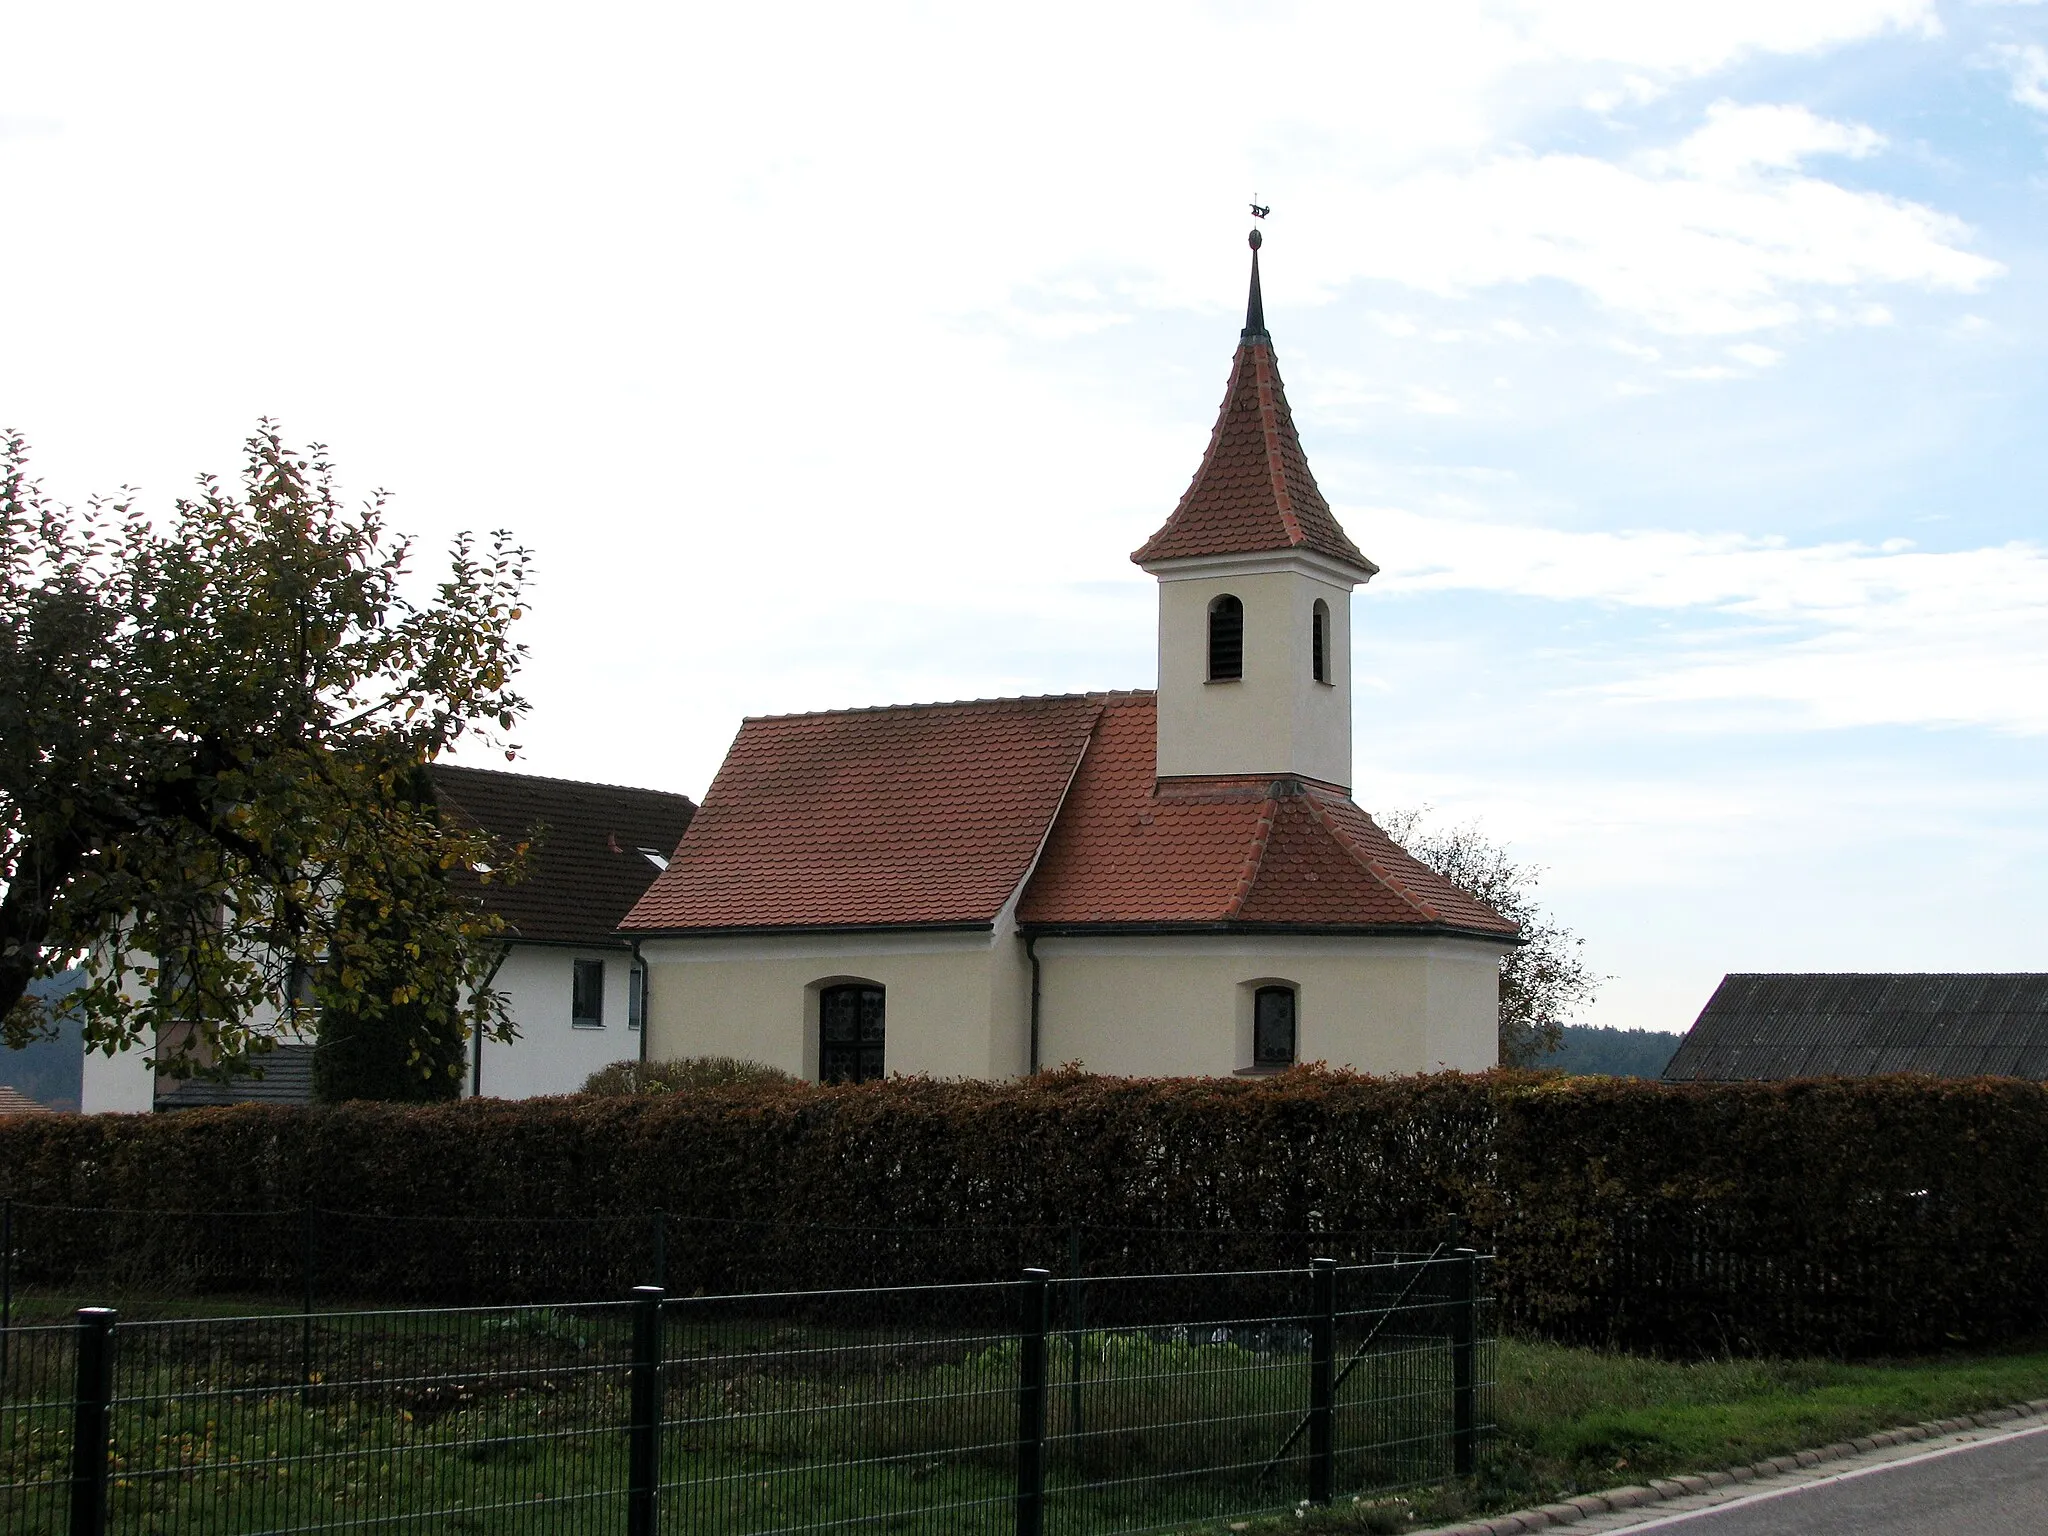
[1208,594,1244,681]
[1311,599,1330,685]
[1254,985,1298,1068]
[820,983,886,1083]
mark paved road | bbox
[1625,1423,2048,1534]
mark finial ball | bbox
[1248,228,1263,251]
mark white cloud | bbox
[1988,42,2048,111]
[1287,101,1993,337]
[1365,508,2048,733]
[1654,101,1886,180]
[1725,342,1784,366]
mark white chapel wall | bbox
[640,930,1016,1081]
[1031,934,1503,1077]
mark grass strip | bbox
[1204,1335,2048,1533]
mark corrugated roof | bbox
[430,764,697,947]
[1663,973,2048,1081]
[156,1044,317,1109]
[0,1084,54,1116]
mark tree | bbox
[1379,806,1599,1067]
[309,765,469,1102]
[0,424,532,1085]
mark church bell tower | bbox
[1133,228,1378,790]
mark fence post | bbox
[299,1207,317,1404]
[627,1284,664,1536]
[651,1209,667,1290]
[1065,1226,1084,1447]
[69,1306,116,1536]
[1451,1247,1478,1478]
[2,1197,12,1389]
[1309,1257,1336,1506]
[1016,1267,1050,1536]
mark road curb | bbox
[1424,1396,2048,1535]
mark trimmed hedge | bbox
[5,1068,2047,1356]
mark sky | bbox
[4,2,2046,1036]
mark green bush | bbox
[579,1056,800,1095]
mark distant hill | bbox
[1,971,85,1111]
[1545,1024,1682,1079]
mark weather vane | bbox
[1249,201,1270,220]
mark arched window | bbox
[1208,594,1244,681]
[820,983,886,1083]
[1311,600,1330,684]
[1254,985,1297,1068]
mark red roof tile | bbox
[1132,337,1375,574]
[1016,695,1517,937]
[620,695,1108,932]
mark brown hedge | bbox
[5,1068,2045,1355]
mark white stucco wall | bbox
[472,945,643,1099]
[1033,934,1504,1077]
[641,929,1023,1080]
[1151,553,1359,788]
[642,927,1501,1082]
[80,1036,156,1114]
[78,941,634,1109]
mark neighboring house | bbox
[78,766,695,1111]
[620,236,1519,1081]
[1663,973,2048,1081]
[0,1084,55,1117]
[0,970,84,1112]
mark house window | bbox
[1254,986,1297,1068]
[819,983,885,1083]
[627,964,645,1031]
[1311,600,1330,684]
[1208,594,1244,681]
[572,959,605,1028]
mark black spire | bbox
[1242,227,1268,340]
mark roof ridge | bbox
[742,690,1151,724]
[429,761,696,803]
[1253,344,1308,549]
[1225,794,1281,917]
[1298,793,1445,924]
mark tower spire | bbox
[1243,227,1267,339]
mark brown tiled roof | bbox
[0,1084,53,1116]
[1132,336,1375,574]
[620,695,1108,933]
[430,764,697,948]
[1016,694,1517,937]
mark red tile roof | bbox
[1132,337,1376,575]
[1016,694,1517,937]
[624,689,1514,942]
[620,695,1108,933]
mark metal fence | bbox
[0,1253,1492,1536]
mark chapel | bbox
[621,231,1518,1080]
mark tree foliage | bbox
[0,425,532,1082]
[1379,807,1599,1066]
[310,766,469,1102]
